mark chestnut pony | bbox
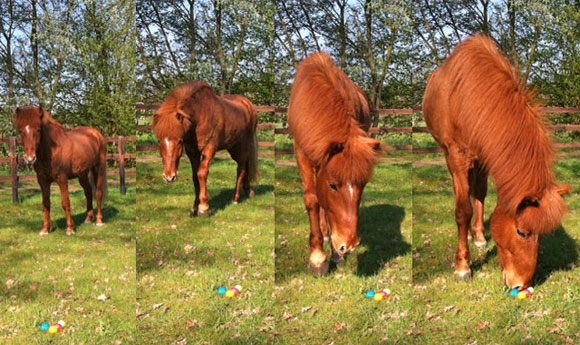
[288,53,382,276]
[14,106,107,235]
[423,35,570,289]
[152,82,258,216]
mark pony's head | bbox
[152,110,187,183]
[316,136,381,257]
[492,185,570,289]
[14,106,44,165]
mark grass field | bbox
[136,150,275,344]
[0,177,136,344]
[274,152,413,344]
[412,156,580,344]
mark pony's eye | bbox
[329,183,338,192]
[516,228,528,239]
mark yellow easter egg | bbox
[225,290,236,298]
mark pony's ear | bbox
[327,142,344,160]
[557,185,571,196]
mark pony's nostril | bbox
[339,244,347,254]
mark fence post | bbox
[10,137,19,204]
[118,136,126,195]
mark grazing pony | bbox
[423,35,570,289]
[288,52,382,276]
[14,106,107,235]
[152,82,258,216]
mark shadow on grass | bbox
[535,226,578,286]
[356,204,409,277]
[195,183,274,217]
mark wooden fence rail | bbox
[136,104,580,155]
[0,136,136,204]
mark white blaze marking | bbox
[25,125,30,135]
[164,138,171,150]
[348,183,355,199]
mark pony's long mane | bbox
[442,35,556,214]
[289,52,378,183]
[152,82,212,139]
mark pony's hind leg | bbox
[94,164,106,226]
[445,146,474,280]
[469,162,488,248]
[78,174,95,224]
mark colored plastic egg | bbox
[509,289,519,298]
[373,293,384,301]
[217,286,227,295]
[40,322,50,332]
[225,290,236,298]
[366,290,376,299]
[48,325,58,334]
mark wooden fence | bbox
[0,136,136,204]
[136,104,580,155]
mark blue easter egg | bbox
[40,322,50,332]
[218,286,227,295]
[509,289,519,298]
[366,290,376,299]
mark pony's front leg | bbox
[197,146,216,217]
[57,178,75,235]
[296,148,328,277]
[186,150,201,216]
[39,179,52,236]
[446,147,473,280]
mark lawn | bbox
[412,156,580,344]
[0,176,136,344]
[136,150,275,344]
[274,152,414,344]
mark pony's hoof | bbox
[198,210,211,218]
[39,230,50,236]
[330,252,346,266]
[66,229,76,236]
[309,261,329,277]
[473,239,487,249]
[248,189,255,198]
[96,222,105,227]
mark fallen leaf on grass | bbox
[97,294,108,301]
[186,319,198,329]
[153,303,164,310]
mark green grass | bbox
[136,150,275,344]
[0,179,136,344]
[274,157,414,344]
[412,157,580,344]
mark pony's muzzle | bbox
[163,173,177,183]
[24,155,36,165]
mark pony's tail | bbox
[247,129,259,183]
